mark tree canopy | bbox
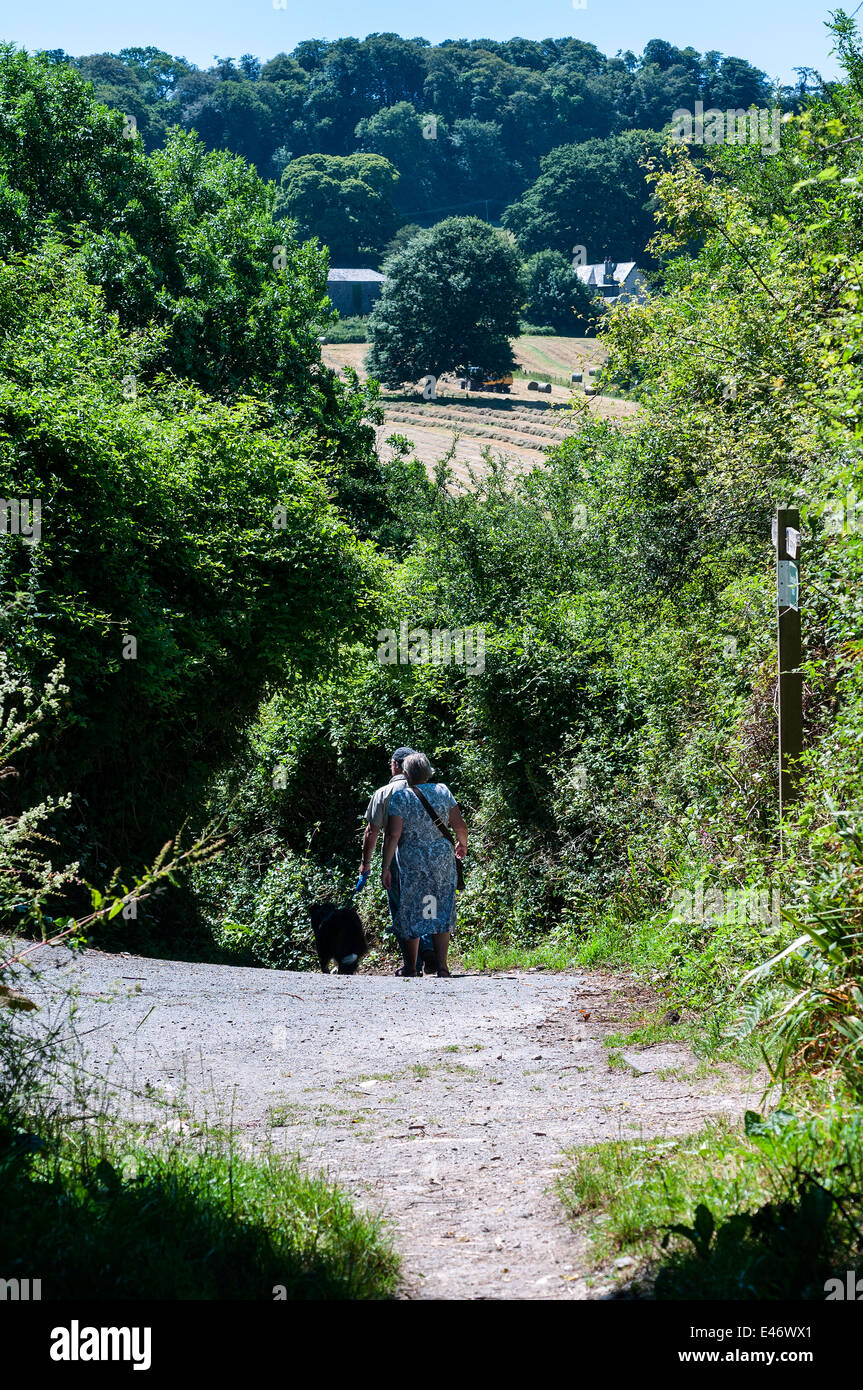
[365,217,523,385]
[502,130,665,262]
[0,46,386,879]
[274,152,400,265]
[58,34,790,263]
[522,249,599,331]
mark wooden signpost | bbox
[773,506,802,833]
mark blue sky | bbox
[2,0,843,85]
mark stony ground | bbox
[29,949,762,1300]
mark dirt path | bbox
[33,951,762,1300]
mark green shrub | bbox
[325,316,368,343]
[195,844,345,970]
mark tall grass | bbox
[0,1117,398,1299]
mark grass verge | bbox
[559,1103,863,1298]
[0,1117,398,1299]
[457,936,581,972]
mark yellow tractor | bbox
[459,365,513,393]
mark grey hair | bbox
[403,752,434,786]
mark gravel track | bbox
[29,949,762,1300]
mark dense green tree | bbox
[274,152,399,265]
[625,60,701,129]
[521,249,599,331]
[191,78,295,168]
[0,45,384,479]
[0,44,152,255]
[354,102,443,214]
[704,53,772,109]
[447,117,521,210]
[0,245,379,874]
[502,130,664,262]
[0,47,390,881]
[381,222,424,259]
[366,216,522,384]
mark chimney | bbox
[603,257,617,285]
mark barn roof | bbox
[575,261,638,287]
[327,268,386,282]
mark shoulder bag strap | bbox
[410,786,465,890]
[410,785,455,844]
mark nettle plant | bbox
[0,652,78,933]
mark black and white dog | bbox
[310,902,367,975]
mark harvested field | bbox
[321,337,639,478]
[514,334,607,383]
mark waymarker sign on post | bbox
[772,507,802,833]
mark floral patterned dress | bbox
[387,782,458,940]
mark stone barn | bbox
[326,268,386,317]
